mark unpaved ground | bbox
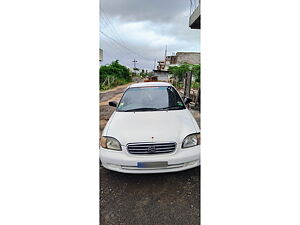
[100,83,131,135]
[100,83,201,225]
[100,167,200,225]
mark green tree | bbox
[192,64,200,82]
[169,63,200,82]
[139,70,148,78]
[169,63,200,88]
[169,63,191,82]
[99,60,132,90]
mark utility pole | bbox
[132,59,138,76]
[164,45,167,59]
[164,45,167,70]
[132,59,137,69]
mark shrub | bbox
[99,60,132,90]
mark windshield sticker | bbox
[177,102,183,106]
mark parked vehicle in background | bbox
[100,82,200,174]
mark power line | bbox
[100,6,156,70]
[100,31,136,58]
[101,34,129,57]
[100,15,124,46]
[100,38,124,59]
[100,31,153,61]
[100,7,127,46]
[101,32,153,69]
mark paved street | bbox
[100,83,200,225]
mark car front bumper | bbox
[100,145,201,174]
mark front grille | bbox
[127,142,176,154]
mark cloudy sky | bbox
[100,0,200,71]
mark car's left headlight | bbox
[100,136,122,151]
[182,133,200,148]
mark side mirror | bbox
[183,97,192,105]
[108,101,118,107]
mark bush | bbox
[100,60,132,90]
[192,81,200,89]
[169,63,200,82]
[192,65,200,83]
[169,63,200,88]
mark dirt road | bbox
[100,83,200,225]
[100,83,132,135]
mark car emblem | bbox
[148,146,156,153]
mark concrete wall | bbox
[176,52,200,65]
[153,71,169,81]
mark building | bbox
[170,52,200,66]
[153,70,169,81]
[157,60,166,71]
[156,52,200,71]
[154,59,170,81]
[189,0,200,29]
[153,52,200,81]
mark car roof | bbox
[129,82,173,88]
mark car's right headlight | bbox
[100,136,122,151]
[182,133,200,149]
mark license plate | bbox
[137,162,168,168]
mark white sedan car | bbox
[100,82,200,174]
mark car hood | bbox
[104,109,198,145]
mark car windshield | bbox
[117,86,186,112]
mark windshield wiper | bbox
[158,106,185,111]
[123,107,159,112]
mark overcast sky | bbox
[100,0,200,71]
